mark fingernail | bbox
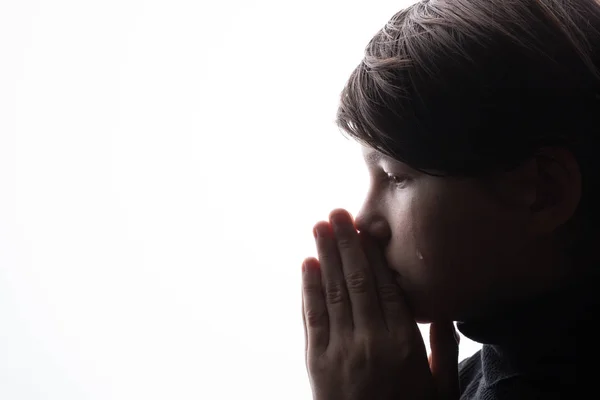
[313,225,322,238]
[313,224,328,238]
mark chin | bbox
[402,295,432,323]
[415,317,434,324]
[412,310,436,324]
[413,312,451,324]
[404,293,452,324]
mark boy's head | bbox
[337,0,600,323]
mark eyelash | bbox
[384,172,409,188]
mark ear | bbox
[528,147,582,235]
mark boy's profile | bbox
[300,0,600,398]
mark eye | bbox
[385,172,409,188]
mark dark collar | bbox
[457,271,600,376]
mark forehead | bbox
[360,146,427,175]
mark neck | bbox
[457,269,600,360]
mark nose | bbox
[355,205,391,244]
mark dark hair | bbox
[336,0,600,263]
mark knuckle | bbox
[336,235,354,250]
[310,351,334,373]
[305,307,328,326]
[324,282,345,305]
[347,349,368,371]
[318,251,335,266]
[381,302,403,318]
[354,333,377,354]
[378,284,404,316]
[395,337,418,361]
[345,270,370,294]
[378,283,402,302]
[303,282,322,295]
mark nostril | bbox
[371,220,391,238]
[355,216,391,242]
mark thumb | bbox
[429,321,460,400]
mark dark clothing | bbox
[456,272,599,399]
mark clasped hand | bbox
[301,209,459,400]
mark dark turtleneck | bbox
[456,271,600,399]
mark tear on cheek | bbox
[416,250,424,260]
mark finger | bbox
[429,321,460,400]
[313,221,353,335]
[301,269,307,364]
[329,209,384,333]
[302,257,329,355]
[360,231,413,331]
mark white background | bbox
[0,1,482,398]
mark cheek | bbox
[385,181,531,320]
[387,216,420,269]
[404,186,511,287]
[401,193,498,319]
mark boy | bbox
[301,0,600,398]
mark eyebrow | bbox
[363,151,384,165]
